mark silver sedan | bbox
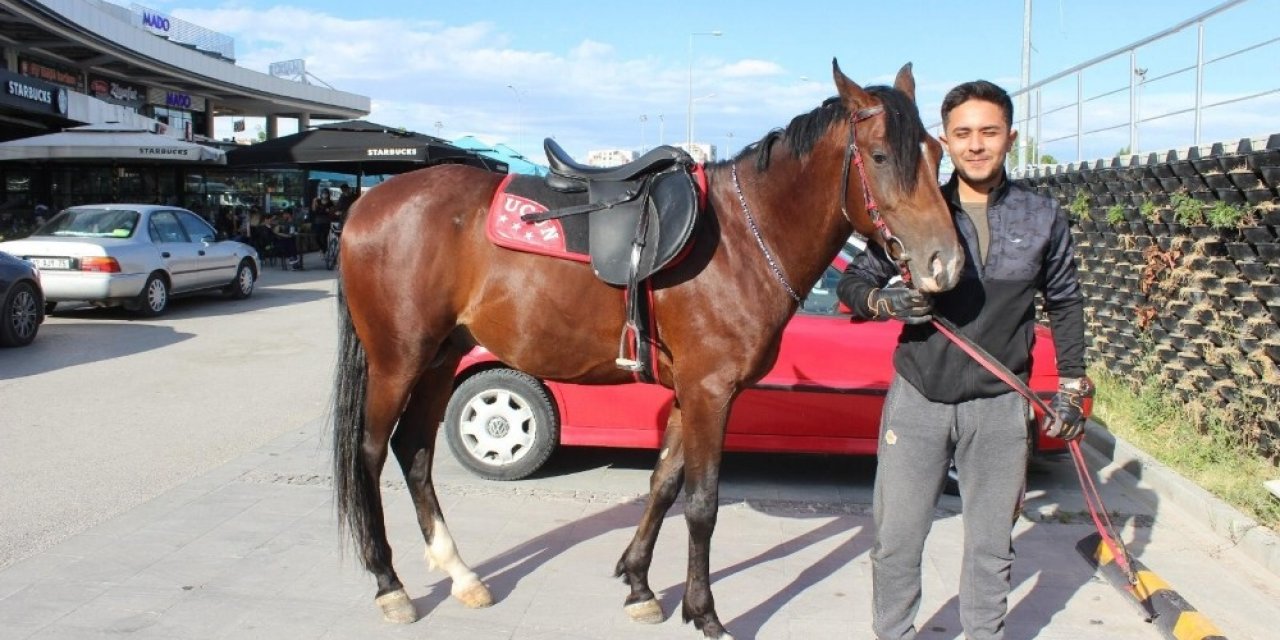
[0,204,258,316]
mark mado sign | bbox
[141,11,171,33]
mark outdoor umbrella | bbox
[0,123,226,163]
[225,120,506,176]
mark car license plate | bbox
[29,257,71,270]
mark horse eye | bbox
[872,151,889,165]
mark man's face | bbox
[940,98,1017,190]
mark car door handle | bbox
[162,252,171,258]
[198,250,206,256]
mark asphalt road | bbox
[0,259,338,570]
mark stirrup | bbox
[615,325,644,372]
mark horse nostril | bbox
[929,251,958,290]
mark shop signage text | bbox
[367,148,418,157]
[142,12,171,33]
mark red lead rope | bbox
[927,316,1137,583]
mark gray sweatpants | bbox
[871,374,1029,640]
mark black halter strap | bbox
[839,105,912,285]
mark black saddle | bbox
[545,138,693,193]
[529,138,702,379]
[535,138,699,287]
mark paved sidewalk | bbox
[1,415,1278,640]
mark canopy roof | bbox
[226,121,506,175]
[0,123,226,164]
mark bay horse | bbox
[331,60,963,639]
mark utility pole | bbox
[1019,0,1032,170]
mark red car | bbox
[445,246,1066,480]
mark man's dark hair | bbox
[941,80,1013,128]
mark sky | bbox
[128,0,1280,165]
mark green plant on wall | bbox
[1206,200,1251,229]
[1068,190,1090,220]
[1106,203,1126,225]
[1170,192,1204,225]
[1140,199,1157,221]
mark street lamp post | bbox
[507,84,525,152]
[639,114,648,154]
[657,114,664,146]
[687,30,722,149]
[690,93,715,159]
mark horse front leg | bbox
[680,391,734,639]
[616,403,686,624]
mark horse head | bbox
[832,59,963,293]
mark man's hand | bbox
[1046,376,1095,440]
[866,287,933,324]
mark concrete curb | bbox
[1082,422,1280,579]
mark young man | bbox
[837,80,1091,640]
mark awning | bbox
[225,120,506,175]
[0,123,226,163]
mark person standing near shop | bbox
[837,79,1091,640]
[335,184,357,220]
[273,208,303,270]
[311,188,335,252]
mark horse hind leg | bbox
[391,351,492,610]
[616,404,685,625]
[333,311,419,623]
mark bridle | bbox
[839,104,913,285]
[732,102,905,303]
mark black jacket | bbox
[837,171,1086,403]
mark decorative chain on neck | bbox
[731,164,802,303]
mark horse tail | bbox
[332,281,375,558]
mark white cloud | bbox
[720,59,784,78]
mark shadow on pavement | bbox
[47,280,331,322]
[0,320,193,379]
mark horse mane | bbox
[724,86,925,190]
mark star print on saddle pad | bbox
[486,174,591,261]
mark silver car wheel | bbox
[146,277,167,313]
[457,388,539,466]
[10,288,38,339]
[236,264,254,296]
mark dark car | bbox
[0,250,44,347]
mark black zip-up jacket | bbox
[837,171,1086,403]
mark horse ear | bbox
[832,57,873,109]
[894,63,917,102]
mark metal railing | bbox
[933,0,1280,173]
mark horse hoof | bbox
[453,581,493,608]
[376,589,418,624]
[625,599,665,624]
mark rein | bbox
[928,316,1137,586]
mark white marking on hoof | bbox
[625,599,664,624]
[425,516,489,607]
[453,580,493,608]
[375,589,417,624]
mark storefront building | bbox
[0,0,370,234]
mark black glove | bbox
[866,287,933,324]
[1046,376,1095,440]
